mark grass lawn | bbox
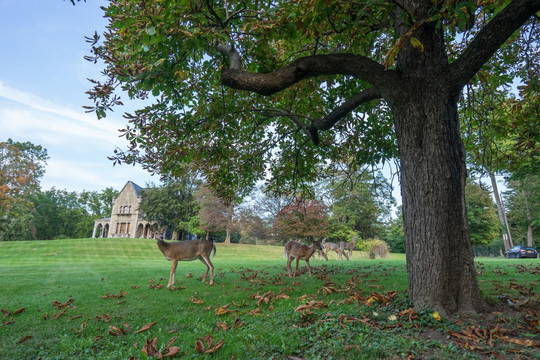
[0,238,538,359]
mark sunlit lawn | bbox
[0,238,538,359]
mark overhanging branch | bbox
[449,0,540,90]
[217,45,394,96]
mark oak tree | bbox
[86,1,540,315]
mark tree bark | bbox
[390,84,486,314]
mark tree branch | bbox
[220,52,395,96]
[449,0,540,90]
[309,87,382,145]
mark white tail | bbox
[338,236,358,260]
[322,241,349,261]
[156,238,216,287]
[283,240,323,278]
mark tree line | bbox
[3,138,535,250]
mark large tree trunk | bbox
[389,20,487,315]
[392,88,486,315]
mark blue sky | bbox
[0,0,157,193]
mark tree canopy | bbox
[85,0,540,315]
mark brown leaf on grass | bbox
[190,297,204,304]
[216,321,230,330]
[131,285,141,289]
[232,299,248,307]
[54,310,67,320]
[233,318,245,328]
[101,290,127,299]
[194,339,205,353]
[135,321,157,334]
[109,325,127,336]
[195,335,224,354]
[16,335,33,344]
[185,273,193,278]
[319,286,340,295]
[52,299,75,310]
[12,308,26,315]
[294,300,328,313]
[248,308,262,316]
[69,315,82,321]
[3,317,14,326]
[142,337,162,359]
[163,346,181,358]
[498,336,540,347]
[214,304,232,316]
[96,313,112,322]
[1,309,10,317]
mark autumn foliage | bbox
[273,198,328,241]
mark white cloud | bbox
[0,82,156,193]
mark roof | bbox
[129,181,144,197]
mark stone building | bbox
[92,181,159,239]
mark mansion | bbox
[92,181,159,239]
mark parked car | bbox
[505,246,538,258]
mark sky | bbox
[0,0,157,193]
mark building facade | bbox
[92,181,159,239]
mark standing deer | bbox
[155,235,216,287]
[283,240,324,278]
[339,237,358,260]
[321,239,349,261]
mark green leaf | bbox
[409,37,424,52]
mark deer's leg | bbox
[168,259,178,288]
[286,256,294,277]
[306,259,312,278]
[343,251,349,261]
[199,256,214,285]
[295,258,300,277]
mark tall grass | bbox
[0,238,538,359]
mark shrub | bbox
[362,238,390,259]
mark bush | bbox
[362,239,390,259]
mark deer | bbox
[283,240,324,278]
[155,232,216,287]
[339,236,358,260]
[321,239,349,261]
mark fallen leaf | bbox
[215,304,232,316]
[142,337,161,358]
[16,335,33,344]
[135,321,157,334]
[163,346,181,357]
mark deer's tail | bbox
[211,243,216,259]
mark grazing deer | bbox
[283,240,324,278]
[317,248,328,261]
[339,237,358,260]
[155,234,216,287]
[321,239,349,261]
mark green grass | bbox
[0,238,538,359]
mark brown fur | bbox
[283,240,323,278]
[156,238,216,287]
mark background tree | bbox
[236,207,268,245]
[465,179,501,247]
[504,174,539,247]
[273,198,328,243]
[196,185,236,243]
[86,1,540,314]
[382,207,406,254]
[325,169,395,242]
[30,188,92,240]
[139,177,200,240]
[0,139,49,241]
[79,187,119,218]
